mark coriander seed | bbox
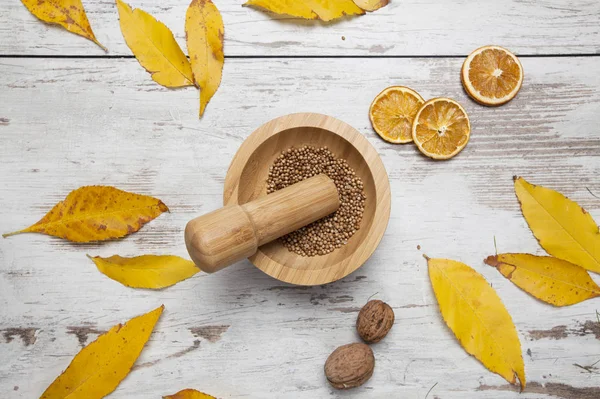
[266,145,366,257]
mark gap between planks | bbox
[0,53,600,60]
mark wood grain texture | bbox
[1,0,599,56]
[186,204,258,273]
[0,57,599,398]
[223,113,391,285]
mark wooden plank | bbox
[1,0,599,56]
[0,57,599,398]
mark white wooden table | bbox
[1,1,600,398]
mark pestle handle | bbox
[185,174,340,273]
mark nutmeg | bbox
[324,343,374,389]
[356,299,394,343]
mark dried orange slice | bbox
[412,98,470,160]
[461,45,523,106]
[369,86,425,144]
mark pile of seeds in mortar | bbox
[266,145,366,257]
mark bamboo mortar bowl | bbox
[223,113,391,285]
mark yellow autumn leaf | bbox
[485,253,600,307]
[427,257,525,390]
[352,0,389,12]
[116,0,195,88]
[185,0,224,117]
[164,388,217,399]
[89,254,200,289]
[243,0,364,22]
[21,0,106,51]
[514,177,600,273]
[41,305,164,399]
[3,186,168,242]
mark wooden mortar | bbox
[186,113,391,285]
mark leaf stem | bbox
[93,39,108,53]
[2,230,24,238]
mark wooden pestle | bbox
[185,174,340,273]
